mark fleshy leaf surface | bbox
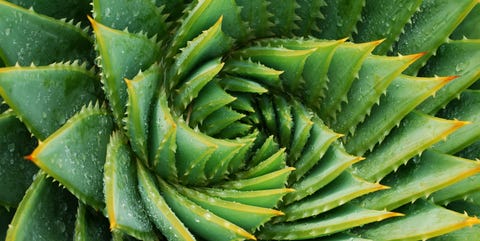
[28,103,113,209]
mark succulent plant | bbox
[1,0,480,240]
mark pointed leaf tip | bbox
[465,217,480,227]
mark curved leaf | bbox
[0,64,100,140]
[90,17,161,125]
[0,112,37,207]
[104,132,154,240]
[0,1,92,66]
[5,172,77,241]
[28,103,113,209]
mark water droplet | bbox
[455,62,466,73]
[8,143,15,152]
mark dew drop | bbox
[455,62,466,73]
[8,143,15,152]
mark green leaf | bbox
[226,132,258,174]
[236,148,286,179]
[317,0,365,39]
[284,39,344,108]
[280,171,386,222]
[125,64,161,163]
[432,90,480,154]
[352,111,468,182]
[354,200,480,241]
[346,74,454,156]
[136,161,195,241]
[90,17,161,125]
[290,117,342,182]
[354,0,423,55]
[0,64,100,140]
[430,225,480,241]
[0,1,92,66]
[170,17,232,89]
[294,0,325,37]
[200,107,245,136]
[258,204,401,240]
[104,132,154,240]
[189,81,236,126]
[318,40,380,122]
[450,4,480,40]
[149,92,177,180]
[219,167,294,191]
[28,103,113,209]
[203,136,246,181]
[274,96,293,148]
[6,172,77,241]
[457,140,480,160]
[332,53,424,135]
[175,185,284,232]
[169,0,246,57]
[222,59,283,89]
[447,200,480,218]
[430,174,480,205]
[173,58,224,113]
[154,0,186,23]
[220,76,268,94]
[198,188,294,209]
[359,150,480,211]
[258,95,278,134]
[267,0,299,37]
[320,233,372,241]
[215,122,252,139]
[393,0,478,75]
[7,0,91,24]
[284,144,363,204]
[0,112,37,207]
[93,0,168,36]
[463,191,480,207]
[236,46,315,93]
[417,39,480,114]
[249,135,280,168]
[175,121,217,184]
[111,232,140,241]
[289,101,314,163]
[157,178,256,241]
[74,202,111,241]
[235,0,271,38]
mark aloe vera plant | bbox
[1,0,480,240]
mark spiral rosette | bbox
[1,0,480,240]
